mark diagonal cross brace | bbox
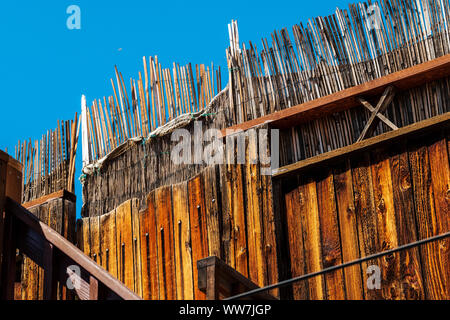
[357,86,396,142]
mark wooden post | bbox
[197,256,277,300]
[43,243,57,300]
[89,275,99,300]
[0,150,22,299]
[0,211,17,300]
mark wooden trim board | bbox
[273,112,450,179]
[22,189,76,209]
[221,54,450,136]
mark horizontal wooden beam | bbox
[222,54,450,136]
[22,189,76,209]
[273,112,450,179]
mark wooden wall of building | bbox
[281,128,449,299]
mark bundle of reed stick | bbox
[82,57,222,164]
[226,0,450,163]
[15,115,80,202]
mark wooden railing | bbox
[0,149,140,300]
[0,197,142,300]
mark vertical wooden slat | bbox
[426,138,450,298]
[89,216,100,265]
[131,199,143,297]
[115,200,135,291]
[203,166,221,258]
[148,191,160,299]
[244,129,265,287]
[298,178,325,300]
[284,187,309,300]
[188,175,208,300]
[172,181,194,300]
[155,186,176,300]
[99,210,118,278]
[220,162,235,269]
[409,141,448,299]
[81,217,91,257]
[352,154,383,299]
[370,149,403,299]
[389,147,425,299]
[138,208,151,300]
[259,128,279,296]
[333,161,364,300]
[316,171,346,300]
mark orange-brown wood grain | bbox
[370,149,403,299]
[298,179,326,300]
[427,138,450,298]
[409,142,448,299]
[285,188,309,300]
[389,147,425,299]
[115,200,135,292]
[131,199,143,298]
[316,171,346,300]
[188,175,208,300]
[99,210,118,278]
[333,161,364,299]
[172,181,194,300]
[155,187,176,300]
[351,154,383,299]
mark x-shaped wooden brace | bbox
[356,85,397,142]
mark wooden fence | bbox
[78,149,279,299]
[281,125,449,299]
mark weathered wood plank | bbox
[427,138,450,298]
[333,161,364,299]
[99,210,118,278]
[389,146,425,299]
[115,200,135,292]
[370,149,403,299]
[172,181,194,300]
[351,154,382,299]
[244,129,265,287]
[203,166,221,258]
[284,188,309,300]
[298,179,325,300]
[139,191,159,300]
[231,164,248,277]
[155,187,176,300]
[131,199,143,298]
[89,216,100,265]
[409,141,448,299]
[188,175,208,300]
[316,171,346,300]
[259,129,279,297]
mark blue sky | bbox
[0,0,351,217]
